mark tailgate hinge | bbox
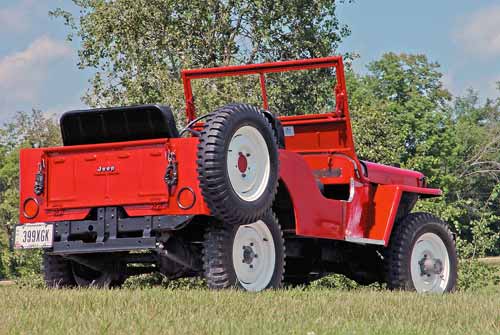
[34,159,46,195]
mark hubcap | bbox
[232,220,276,291]
[227,126,270,202]
[410,232,450,293]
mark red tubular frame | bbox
[181,56,348,122]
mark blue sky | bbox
[0,1,499,123]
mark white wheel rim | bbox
[227,125,270,202]
[232,220,276,292]
[410,232,450,293]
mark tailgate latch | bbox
[34,159,45,195]
[164,150,178,194]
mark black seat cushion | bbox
[60,105,179,146]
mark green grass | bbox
[1,287,500,335]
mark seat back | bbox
[60,105,179,146]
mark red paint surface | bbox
[19,138,210,224]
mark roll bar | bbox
[181,56,348,122]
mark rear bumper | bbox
[15,207,193,255]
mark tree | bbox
[347,53,500,257]
[0,110,61,278]
[51,0,352,118]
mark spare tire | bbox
[197,103,279,225]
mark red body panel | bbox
[279,150,441,245]
[278,150,345,239]
[363,161,424,187]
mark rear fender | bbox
[277,150,345,240]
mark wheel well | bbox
[395,192,418,223]
[273,180,295,233]
[385,191,419,246]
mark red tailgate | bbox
[45,141,169,210]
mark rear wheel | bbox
[197,103,279,225]
[384,212,457,293]
[43,252,124,288]
[203,211,285,291]
[71,262,123,288]
[43,253,75,288]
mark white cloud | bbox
[455,5,500,57]
[0,0,39,34]
[0,36,72,102]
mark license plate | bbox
[14,223,53,249]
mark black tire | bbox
[197,103,279,225]
[43,253,75,288]
[71,263,124,288]
[283,258,313,287]
[43,252,124,288]
[202,210,285,291]
[384,212,458,293]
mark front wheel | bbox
[384,212,458,293]
[203,211,285,291]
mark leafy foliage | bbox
[50,0,352,118]
[0,110,61,278]
[347,53,500,257]
[457,260,500,292]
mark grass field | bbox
[1,286,500,335]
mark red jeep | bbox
[14,56,457,292]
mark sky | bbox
[0,0,499,123]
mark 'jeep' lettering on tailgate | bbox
[97,165,115,173]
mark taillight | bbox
[177,187,196,210]
[23,198,39,219]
